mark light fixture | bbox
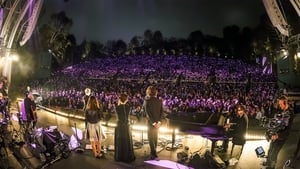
[280,48,288,59]
[296,45,300,58]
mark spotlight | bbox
[280,48,288,59]
[296,46,300,58]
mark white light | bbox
[297,52,300,58]
[280,48,289,60]
[280,48,288,56]
[9,53,19,61]
[158,127,179,133]
[132,125,148,131]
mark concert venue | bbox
[1,0,300,169]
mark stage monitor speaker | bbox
[19,144,42,169]
[187,153,209,169]
[204,151,226,169]
[188,151,226,169]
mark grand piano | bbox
[166,111,227,155]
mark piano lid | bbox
[166,111,225,136]
[166,111,221,124]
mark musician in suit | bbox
[143,85,163,161]
[221,104,248,153]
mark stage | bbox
[2,107,300,169]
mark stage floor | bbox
[4,107,300,169]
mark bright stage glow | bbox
[297,52,300,58]
[132,125,148,131]
[9,53,19,61]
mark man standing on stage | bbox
[23,92,37,130]
[143,85,163,161]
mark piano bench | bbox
[230,143,245,158]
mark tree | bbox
[142,29,153,47]
[152,30,164,50]
[39,11,76,67]
[129,36,141,55]
[114,39,127,55]
[188,30,204,55]
[223,25,241,59]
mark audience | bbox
[26,54,278,121]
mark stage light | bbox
[296,46,300,58]
[280,48,288,59]
[9,53,19,61]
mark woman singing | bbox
[85,96,104,158]
[114,93,135,162]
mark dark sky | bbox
[42,0,266,44]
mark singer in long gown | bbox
[114,93,136,162]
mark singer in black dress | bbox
[114,93,135,162]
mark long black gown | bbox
[114,103,135,162]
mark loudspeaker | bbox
[188,151,226,169]
[204,151,226,169]
[19,144,42,169]
[188,153,209,169]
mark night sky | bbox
[41,0,266,44]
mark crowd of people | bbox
[27,54,279,122]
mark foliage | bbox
[37,10,283,71]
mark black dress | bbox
[114,104,135,162]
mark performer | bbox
[0,79,9,119]
[264,95,293,169]
[84,96,104,158]
[0,77,8,98]
[82,88,91,129]
[221,105,248,153]
[143,85,163,161]
[23,92,37,130]
[114,93,135,162]
[0,92,8,123]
